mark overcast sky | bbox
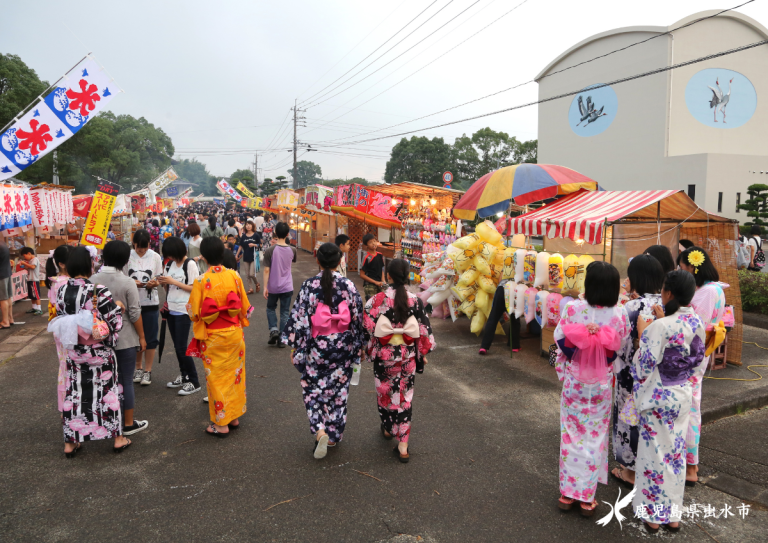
[2,1,766,184]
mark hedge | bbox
[739,269,768,315]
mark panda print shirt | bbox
[125,249,164,307]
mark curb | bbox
[702,472,768,509]
[742,312,768,330]
[702,389,768,425]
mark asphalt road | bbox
[1,252,766,542]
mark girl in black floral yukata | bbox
[363,258,435,463]
[49,247,131,457]
[283,243,365,460]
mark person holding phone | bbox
[240,220,261,294]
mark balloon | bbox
[476,220,502,245]
[514,249,526,283]
[576,255,594,294]
[560,295,574,315]
[535,290,549,326]
[548,253,564,290]
[533,252,551,288]
[562,254,581,293]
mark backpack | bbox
[754,236,765,269]
[736,236,751,270]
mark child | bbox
[359,233,384,301]
[335,234,350,278]
[227,234,243,270]
[19,247,42,315]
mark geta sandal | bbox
[557,495,575,511]
[205,424,229,438]
[579,500,598,517]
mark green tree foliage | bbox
[321,177,370,188]
[287,160,322,189]
[737,184,768,229]
[0,54,49,129]
[385,136,453,186]
[174,158,216,196]
[230,168,255,191]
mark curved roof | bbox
[535,10,768,82]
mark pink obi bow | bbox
[311,301,351,338]
[562,323,621,384]
[374,315,420,345]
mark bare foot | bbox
[114,435,130,448]
[64,442,78,454]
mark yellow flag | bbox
[81,179,120,248]
[236,182,255,199]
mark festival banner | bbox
[277,189,299,209]
[248,197,261,209]
[179,198,190,206]
[72,195,93,218]
[216,179,242,201]
[236,182,255,199]
[213,198,225,206]
[0,56,118,182]
[165,186,179,197]
[179,187,193,198]
[305,185,334,213]
[131,194,146,213]
[80,179,120,248]
[164,198,174,208]
[147,167,178,195]
[156,198,164,213]
[112,194,130,215]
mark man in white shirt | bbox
[253,211,265,233]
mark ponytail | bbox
[662,270,696,317]
[387,259,410,324]
[316,242,342,306]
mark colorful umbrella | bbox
[453,164,600,220]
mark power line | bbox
[317,39,768,147]
[299,0,443,105]
[309,0,755,145]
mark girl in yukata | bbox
[631,270,705,534]
[48,247,130,456]
[611,255,665,486]
[678,247,727,486]
[283,243,365,459]
[363,259,435,464]
[553,261,630,516]
[45,245,72,414]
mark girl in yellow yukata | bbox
[187,237,253,438]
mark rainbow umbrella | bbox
[453,164,601,220]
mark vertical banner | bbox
[80,179,120,248]
[236,182,255,198]
[216,179,242,201]
[131,194,146,213]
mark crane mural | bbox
[568,84,618,137]
[685,68,755,129]
[576,95,607,127]
[708,77,734,123]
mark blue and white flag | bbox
[0,56,118,181]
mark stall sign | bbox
[147,167,178,195]
[179,187,194,198]
[248,197,261,209]
[277,190,299,209]
[180,198,190,206]
[367,190,399,222]
[11,271,26,301]
[131,194,146,213]
[113,194,130,215]
[216,179,242,201]
[165,186,179,197]
[305,185,334,212]
[155,198,164,213]
[236,182,255,199]
[334,184,356,207]
[80,179,120,248]
[164,198,174,208]
[72,196,93,218]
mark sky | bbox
[1,0,767,184]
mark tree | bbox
[738,184,768,229]
[384,136,453,186]
[0,54,49,130]
[515,139,538,164]
[320,177,371,188]
[174,158,217,196]
[230,168,255,191]
[287,160,322,189]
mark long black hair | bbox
[679,246,719,287]
[662,270,696,316]
[627,254,664,295]
[45,245,72,288]
[387,258,410,324]
[644,245,675,274]
[316,242,342,306]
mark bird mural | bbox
[576,95,607,127]
[708,78,734,123]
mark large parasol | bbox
[452,164,600,220]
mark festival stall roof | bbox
[375,182,465,207]
[511,189,736,245]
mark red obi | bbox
[201,292,242,330]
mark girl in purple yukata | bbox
[631,270,705,534]
[283,243,365,460]
[553,261,630,516]
[363,259,435,464]
[678,247,727,486]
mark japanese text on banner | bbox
[80,179,120,248]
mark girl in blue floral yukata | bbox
[630,270,705,534]
[283,243,365,460]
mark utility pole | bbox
[52,150,59,185]
[252,153,258,190]
[290,99,306,189]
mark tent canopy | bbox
[511,189,735,245]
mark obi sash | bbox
[201,292,242,330]
[311,301,351,338]
[374,314,420,346]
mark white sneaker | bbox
[203,396,208,403]
[140,372,152,386]
[133,369,144,383]
[178,382,201,396]
[167,375,183,388]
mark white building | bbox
[536,10,768,221]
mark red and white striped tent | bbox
[510,189,733,245]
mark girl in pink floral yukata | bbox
[363,259,435,463]
[553,261,630,516]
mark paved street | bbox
[1,252,767,542]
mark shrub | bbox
[739,269,768,314]
[739,224,765,236]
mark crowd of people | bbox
[38,201,734,530]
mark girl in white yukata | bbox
[554,261,630,516]
[631,270,705,534]
[678,247,727,486]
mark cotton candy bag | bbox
[524,287,537,324]
[535,290,549,326]
[548,253,564,290]
[533,252,550,288]
[514,283,527,319]
[546,293,563,327]
[514,249,526,283]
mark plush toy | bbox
[534,290,549,327]
[524,287,538,324]
[548,253,564,290]
[533,252,551,288]
[514,249,526,283]
[514,283,527,319]
[546,292,563,328]
[523,251,537,283]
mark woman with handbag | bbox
[678,247,727,486]
[48,247,130,456]
[282,243,365,459]
[553,262,630,516]
[362,259,436,463]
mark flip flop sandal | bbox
[64,443,82,458]
[611,467,634,488]
[381,424,393,440]
[662,523,681,533]
[685,478,697,487]
[558,495,575,511]
[579,500,598,517]
[643,521,660,534]
[113,439,132,453]
[394,446,409,463]
[205,425,229,438]
[228,422,240,431]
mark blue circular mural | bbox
[685,68,756,129]
[568,84,618,136]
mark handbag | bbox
[90,294,110,341]
[548,344,558,367]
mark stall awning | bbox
[331,206,400,229]
[511,190,734,245]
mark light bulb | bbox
[410,199,416,205]
[496,212,503,217]
[430,198,436,205]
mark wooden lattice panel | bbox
[680,223,742,365]
[347,217,377,272]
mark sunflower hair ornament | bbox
[687,250,706,273]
